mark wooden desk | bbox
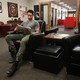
[44,33,70,39]
[44,33,70,46]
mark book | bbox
[16,25,31,35]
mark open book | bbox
[16,25,31,35]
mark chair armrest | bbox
[7,31,15,34]
[31,32,45,36]
[62,34,80,67]
[7,31,23,35]
[45,27,59,35]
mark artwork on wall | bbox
[0,2,2,13]
[20,6,27,18]
[7,2,18,17]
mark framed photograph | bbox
[0,2,2,13]
[7,2,18,17]
[20,5,27,18]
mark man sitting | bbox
[5,9,40,77]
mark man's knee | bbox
[20,35,30,46]
[5,35,10,41]
[20,39,27,45]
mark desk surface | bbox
[44,33,70,39]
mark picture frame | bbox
[20,5,27,18]
[0,2,2,13]
[7,2,18,17]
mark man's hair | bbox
[27,10,34,15]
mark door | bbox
[39,1,51,29]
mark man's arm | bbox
[32,21,40,34]
[32,27,40,34]
[14,22,25,31]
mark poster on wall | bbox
[0,2,2,13]
[7,2,18,17]
[20,6,27,18]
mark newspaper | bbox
[16,24,31,34]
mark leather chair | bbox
[64,17,76,29]
[7,21,46,61]
[8,21,59,62]
[63,34,80,76]
[57,19,64,26]
[0,21,13,37]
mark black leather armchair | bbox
[7,21,59,62]
[7,21,46,61]
[63,34,80,76]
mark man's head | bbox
[27,10,34,21]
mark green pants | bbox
[5,34,30,61]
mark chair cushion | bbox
[35,45,63,57]
[72,45,80,58]
[73,45,80,52]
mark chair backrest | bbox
[39,20,46,33]
[0,21,4,25]
[64,17,76,28]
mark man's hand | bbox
[14,27,17,31]
[31,27,40,34]
[32,32,38,34]
[35,27,40,33]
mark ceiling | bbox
[60,0,77,9]
[51,0,77,10]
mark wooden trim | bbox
[76,0,80,28]
[39,1,51,29]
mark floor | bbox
[0,26,80,80]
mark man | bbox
[5,10,40,77]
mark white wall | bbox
[0,0,30,23]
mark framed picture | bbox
[20,6,27,18]
[0,2,2,13]
[7,2,18,17]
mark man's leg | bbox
[5,34,24,61]
[5,34,24,53]
[6,35,30,77]
[16,35,30,61]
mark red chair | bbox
[57,19,64,26]
[64,17,76,28]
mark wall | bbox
[0,0,30,23]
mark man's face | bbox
[27,12,33,21]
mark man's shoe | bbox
[7,62,18,77]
